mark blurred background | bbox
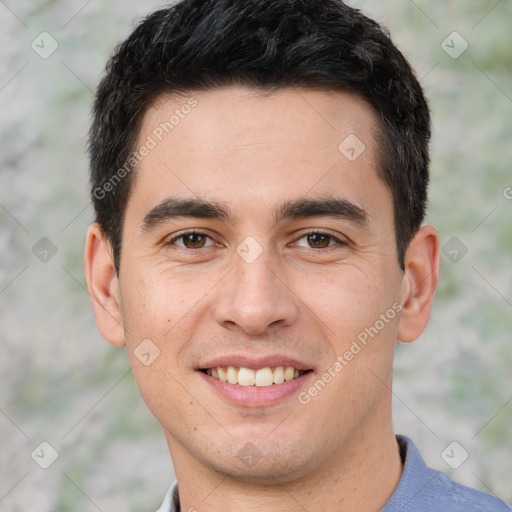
[0,0,511,510]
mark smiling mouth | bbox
[200,366,312,387]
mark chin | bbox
[199,438,315,486]
[208,458,310,486]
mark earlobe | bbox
[397,224,440,343]
[84,223,126,346]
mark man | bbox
[84,0,511,510]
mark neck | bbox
[166,413,402,512]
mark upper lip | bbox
[198,354,313,371]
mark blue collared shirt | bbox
[154,435,511,511]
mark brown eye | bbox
[182,233,207,248]
[293,231,346,251]
[306,233,332,248]
[166,231,214,249]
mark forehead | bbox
[141,85,379,158]
[128,85,390,229]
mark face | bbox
[86,85,438,485]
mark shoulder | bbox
[382,436,512,512]
[431,468,512,511]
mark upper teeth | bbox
[205,366,304,386]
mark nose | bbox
[213,246,300,335]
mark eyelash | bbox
[165,229,347,251]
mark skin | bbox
[85,85,440,512]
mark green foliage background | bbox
[1,0,510,510]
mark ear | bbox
[397,224,440,343]
[84,223,126,346]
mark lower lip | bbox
[198,371,314,407]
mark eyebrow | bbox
[140,196,368,232]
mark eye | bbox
[294,231,346,249]
[166,230,215,249]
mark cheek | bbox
[295,266,401,386]
[128,351,200,435]
[120,268,192,343]
[297,267,392,338]
[119,269,197,426]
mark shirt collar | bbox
[154,481,179,512]
[381,434,441,511]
